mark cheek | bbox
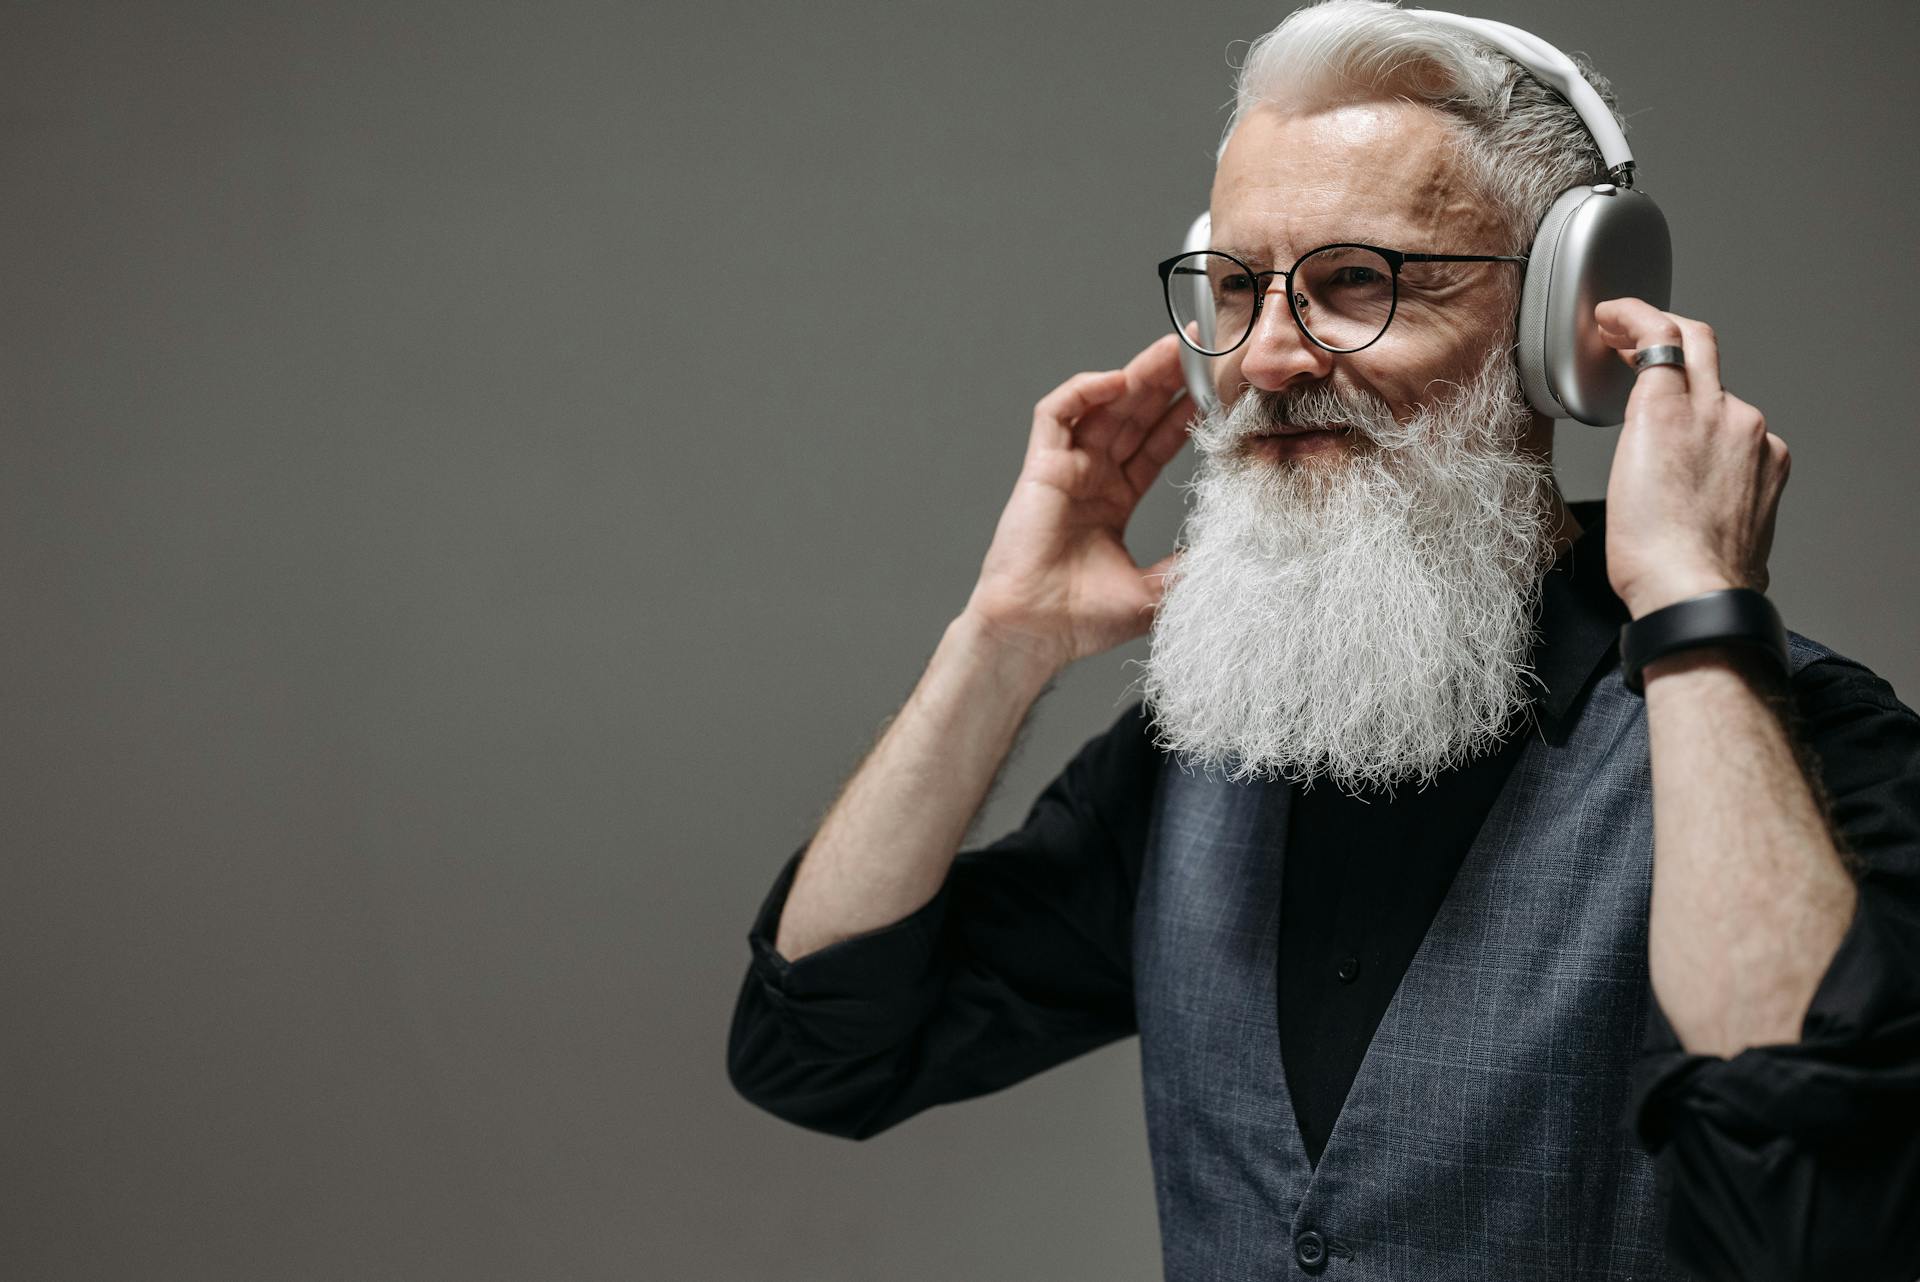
[1209,352,1241,404]
[1342,352,1424,417]
[1363,327,1501,415]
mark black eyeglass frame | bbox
[1156,243,1530,357]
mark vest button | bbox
[1336,954,1361,983]
[1294,1228,1327,1273]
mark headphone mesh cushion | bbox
[1515,187,1592,421]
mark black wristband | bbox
[1618,587,1788,696]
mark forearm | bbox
[1643,647,1859,1058]
[773,610,1063,963]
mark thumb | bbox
[1141,549,1185,608]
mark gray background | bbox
[3,1,1914,1278]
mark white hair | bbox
[1135,343,1557,796]
[1219,0,1625,250]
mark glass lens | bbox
[1165,252,1257,356]
[1292,245,1395,352]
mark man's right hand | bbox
[963,332,1197,676]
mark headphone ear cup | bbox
[1176,210,1220,413]
[1516,185,1673,425]
[1517,187,1588,421]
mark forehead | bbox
[1209,100,1501,261]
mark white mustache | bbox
[1197,379,1405,457]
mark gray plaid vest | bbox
[1133,634,1834,1280]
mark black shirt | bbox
[728,499,1920,1281]
[1278,701,1531,1167]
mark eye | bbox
[1328,265,1386,287]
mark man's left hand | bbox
[1594,297,1791,620]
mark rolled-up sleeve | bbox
[1630,658,1920,1282]
[726,701,1158,1140]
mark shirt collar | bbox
[1529,498,1630,735]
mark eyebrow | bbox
[1212,242,1389,266]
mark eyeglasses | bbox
[1156,244,1529,357]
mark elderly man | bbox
[727,3,1920,1278]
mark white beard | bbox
[1134,347,1560,797]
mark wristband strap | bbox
[1618,587,1788,695]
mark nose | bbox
[1234,278,1336,394]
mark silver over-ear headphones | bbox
[1173,10,1670,427]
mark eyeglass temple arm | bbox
[1400,253,1530,264]
[1175,255,1527,275]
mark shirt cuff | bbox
[744,843,954,1064]
[1631,892,1920,1154]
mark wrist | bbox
[1618,587,1788,696]
[1623,571,1741,622]
[1639,643,1784,693]
[946,609,1069,695]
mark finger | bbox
[1725,395,1786,528]
[1593,296,1688,398]
[1118,385,1193,470]
[1122,329,1187,389]
[1764,429,1791,500]
[1757,434,1789,569]
[1030,368,1127,457]
[1123,390,1196,494]
[1055,335,1183,454]
[1111,372,1189,462]
[1089,333,1189,451]
[1665,314,1723,407]
[1767,431,1790,486]
[1139,548,1185,611]
[1111,322,1205,460]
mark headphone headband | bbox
[1404,9,1634,182]
[1170,8,1668,425]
